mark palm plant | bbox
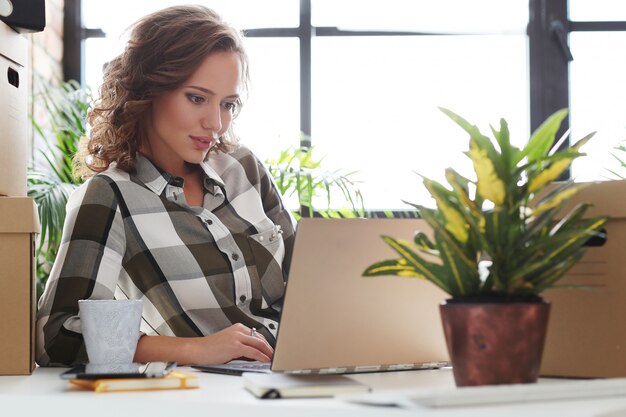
[265,145,365,219]
[607,138,626,179]
[29,80,90,299]
[364,108,607,299]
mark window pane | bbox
[570,0,626,22]
[312,0,528,33]
[83,0,298,36]
[570,32,626,181]
[235,38,301,162]
[312,36,529,209]
[84,37,118,92]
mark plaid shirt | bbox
[36,146,296,366]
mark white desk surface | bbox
[1,366,626,417]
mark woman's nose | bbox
[201,105,222,132]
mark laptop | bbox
[193,218,449,375]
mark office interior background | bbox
[56,0,626,211]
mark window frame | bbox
[528,0,626,141]
[64,0,626,209]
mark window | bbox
[570,32,626,181]
[311,35,528,209]
[567,0,626,180]
[71,0,626,210]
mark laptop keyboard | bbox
[192,361,272,375]
[229,362,271,371]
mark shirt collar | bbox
[134,153,226,196]
[198,159,226,190]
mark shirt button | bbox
[240,295,246,302]
[231,253,239,261]
[269,323,276,330]
[170,176,184,187]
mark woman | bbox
[36,5,296,366]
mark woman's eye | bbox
[186,94,205,104]
[223,101,239,113]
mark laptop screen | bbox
[272,218,449,373]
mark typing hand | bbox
[194,323,273,364]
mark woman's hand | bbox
[192,323,274,364]
[133,323,273,365]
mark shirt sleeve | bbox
[35,175,127,367]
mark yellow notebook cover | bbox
[70,371,199,393]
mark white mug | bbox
[78,299,143,364]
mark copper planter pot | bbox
[440,299,551,387]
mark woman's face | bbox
[145,51,242,173]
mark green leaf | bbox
[413,231,436,252]
[444,168,484,238]
[490,118,514,173]
[550,203,592,235]
[569,131,596,152]
[510,218,607,284]
[362,258,425,278]
[519,108,568,164]
[379,236,450,294]
[434,228,480,296]
[440,107,505,179]
[531,252,586,293]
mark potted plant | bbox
[363,108,607,386]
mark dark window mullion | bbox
[243,28,301,37]
[64,0,106,83]
[569,21,626,31]
[299,0,312,147]
[315,27,496,37]
[63,0,82,83]
[528,0,570,138]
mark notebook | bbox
[242,372,370,398]
[69,371,199,393]
[193,218,449,375]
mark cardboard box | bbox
[541,180,626,377]
[0,197,39,374]
[0,21,28,197]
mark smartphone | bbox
[59,361,177,380]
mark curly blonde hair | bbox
[75,5,249,178]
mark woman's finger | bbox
[240,345,271,363]
[245,334,273,359]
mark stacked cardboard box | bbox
[542,180,626,378]
[0,20,28,197]
[0,21,39,375]
[0,198,39,374]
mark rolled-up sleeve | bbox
[36,176,127,366]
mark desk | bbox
[1,367,626,417]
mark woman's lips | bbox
[189,135,214,150]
